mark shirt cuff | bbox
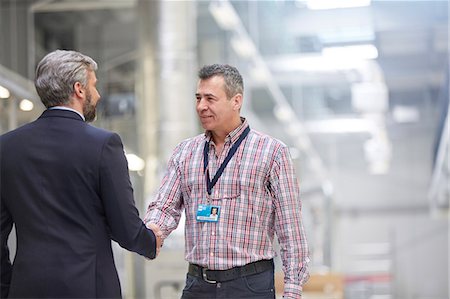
[283,283,302,299]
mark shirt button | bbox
[210,252,214,257]
[212,232,215,236]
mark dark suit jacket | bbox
[0,109,156,298]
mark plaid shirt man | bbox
[145,118,310,298]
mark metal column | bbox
[136,1,197,298]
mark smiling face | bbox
[195,75,242,140]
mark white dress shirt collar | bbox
[48,106,85,121]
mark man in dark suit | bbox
[0,50,161,298]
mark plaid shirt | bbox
[145,118,309,298]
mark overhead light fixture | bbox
[392,105,420,123]
[249,65,270,83]
[318,28,375,44]
[304,56,364,71]
[364,136,391,175]
[0,85,11,99]
[306,0,371,10]
[266,54,367,73]
[125,153,145,172]
[322,44,378,60]
[305,118,377,134]
[19,99,34,111]
[230,36,257,59]
[273,105,295,122]
[351,82,388,113]
[209,0,239,31]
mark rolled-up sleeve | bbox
[270,146,310,298]
[144,145,184,239]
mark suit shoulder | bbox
[82,124,118,140]
[0,121,36,141]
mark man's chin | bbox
[200,123,212,131]
[84,112,96,123]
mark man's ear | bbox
[73,82,84,99]
[233,93,243,111]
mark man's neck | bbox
[210,117,243,146]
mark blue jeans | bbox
[180,268,275,299]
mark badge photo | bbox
[196,204,220,222]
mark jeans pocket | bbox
[182,274,197,292]
[243,270,275,294]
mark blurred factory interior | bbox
[0,0,449,298]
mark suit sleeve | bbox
[0,198,13,298]
[99,133,157,259]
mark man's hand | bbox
[147,223,163,257]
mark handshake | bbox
[147,223,164,257]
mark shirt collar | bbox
[48,106,85,121]
[205,117,249,144]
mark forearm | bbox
[144,206,180,239]
[279,229,310,298]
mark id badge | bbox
[196,204,220,222]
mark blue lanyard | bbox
[203,126,250,196]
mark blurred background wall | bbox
[0,0,448,298]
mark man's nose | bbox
[197,98,208,110]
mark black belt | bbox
[188,259,274,283]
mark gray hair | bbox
[35,50,98,108]
[198,64,243,99]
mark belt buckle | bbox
[202,268,217,284]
